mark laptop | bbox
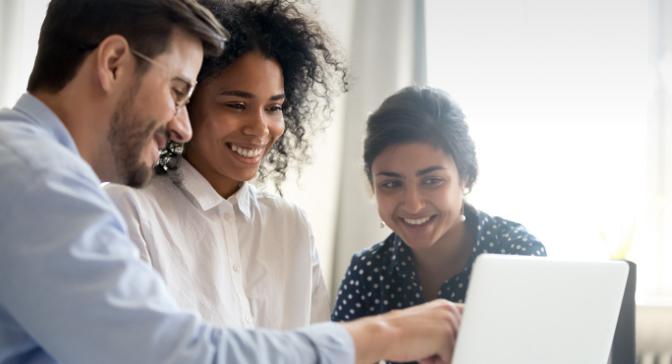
[452,254,629,364]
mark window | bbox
[427,0,670,300]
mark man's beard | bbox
[107,84,165,188]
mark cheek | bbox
[263,120,286,152]
[190,122,211,145]
[435,186,462,214]
[139,81,173,122]
[189,127,224,161]
[269,118,286,139]
[194,117,236,144]
[375,193,396,220]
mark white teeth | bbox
[231,144,264,158]
[403,216,431,225]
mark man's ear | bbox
[95,35,133,93]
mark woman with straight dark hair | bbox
[333,86,546,325]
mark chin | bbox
[125,163,153,188]
[400,235,438,250]
[232,169,259,183]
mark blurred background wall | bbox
[1,0,671,309]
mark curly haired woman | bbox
[105,0,346,330]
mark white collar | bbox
[175,160,256,221]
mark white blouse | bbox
[103,161,330,330]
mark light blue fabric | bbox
[0,93,353,364]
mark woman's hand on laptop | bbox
[343,299,462,364]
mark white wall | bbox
[426,0,672,300]
[0,0,49,108]
[275,0,355,291]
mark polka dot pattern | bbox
[332,204,547,326]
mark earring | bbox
[156,141,184,173]
[379,221,386,229]
[459,202,466,222]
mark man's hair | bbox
[27,0,228,93]
[364,86,479,189]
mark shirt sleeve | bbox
[0,157,354,364]
[104,183,153,264]
[505,222,548,257]
[331,253,373,322]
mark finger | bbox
[446,309,461,337]
[420,355,443,364]
[436,322,457,364]
[442,301,462,318]
[419,357,434,364]
[437,345,454,364]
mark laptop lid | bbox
[452,254,629,364]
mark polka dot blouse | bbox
[332,204,547,323]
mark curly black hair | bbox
[156,0,348,191]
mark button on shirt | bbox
[332,204,547,322]
[0,93,353,364]
[104,161,330,329]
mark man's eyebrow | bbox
[173,76,193,86]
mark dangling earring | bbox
[156,141,184,173]
[459,185,469,222]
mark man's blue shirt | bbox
[0,93,354,364]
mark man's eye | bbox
[172,88,186,100]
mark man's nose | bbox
[167,107,192,143]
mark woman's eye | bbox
[226,103,246,110]
[423,177,444,186]
[379,180,401,189]
[267,104,284,113]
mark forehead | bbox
[209,51,284,92]
[154,27,204,82]
[371,142,457,175]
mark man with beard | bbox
[0,1,462,363]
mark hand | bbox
[344,299,463,364]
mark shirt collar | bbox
[228,182,255,221]
[390,234,414,272]
[177,160,255,220]
[461,203,486,272]
[11,93,78,154]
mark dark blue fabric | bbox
[332,204,547,322]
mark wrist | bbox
[343,315,398,364]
